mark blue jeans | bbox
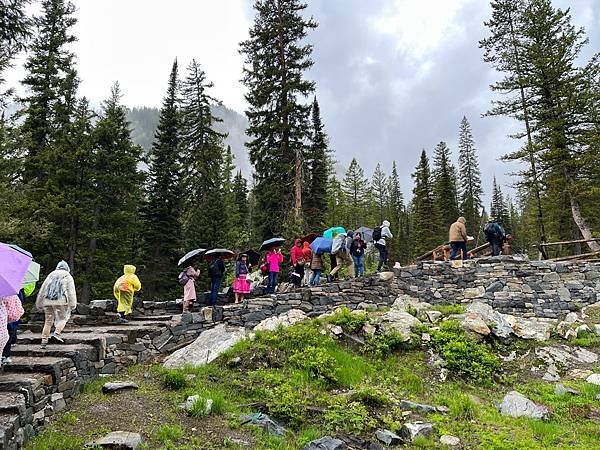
[310,270,322,286]
[375,243,388,270]
[209,277,222,305]
[450,242,468,260]
[352,255,365,277]
[267,272,278,293]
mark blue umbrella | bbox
[310,237,333,255]
[323,227,346,239]
[259,237,285,252]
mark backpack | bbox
[331,235,346,255]
[372,226,382,241]
[208,260,222,278]
[484,222,500,241]
[178,270,190,286]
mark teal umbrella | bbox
[323,227,346,239]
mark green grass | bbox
[25,431,85,450]
[432,304,466,315]
[153,424,184,444]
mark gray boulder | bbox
[101,382,139,394]
[499,391,549,420]
[466,302,513,338]
[398,400,442,414]
[505,315,556,341]
[163,324,246,369]
[254,309,308,332]
[586,373,600,385]
[399,422,433,442]
[86,431,142,449]
[554,384,580,396]
[439,435,461,447]
[375,429,402,445]
[380,310,422,341]
[302,436,347,450]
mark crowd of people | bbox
[0,217,508,359]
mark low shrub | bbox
[433,304,465,316]
[289,345,340,382]
[362,330,417,358]
[324,399,376,434]
[162,370,187,390]
[327,306,369,334]
[153,424,184,444]
[266,381,309,426]
[429,321,500,384]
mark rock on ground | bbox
[240,412,286,437]
[535,346,598,371]
[179,395,213,415]
[391,295,432,314]
[86,431,142,449]
[499,391,549,420]
[101,382,139,394]
[254,309,308,332]
[439,435,461,447]
[505,315,556,341]
[380,310,422,341]
[374,429,402,445]
[302,436,347,450]
[465,302,514,338]
[399,422,433,442]
[554,384,580,396]
[586,373,600,385]
[163,324,246,369]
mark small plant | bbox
[406,305,419,317]
[327,306,369,334]
[351,386,390,407]
[324,399,376,434]
[162,370,187,390]
[446,392,478,420]
[362,330,417,358]
[289,345,340,382]
[188,397,211,417]
[59,412,78,425]
[429,320,500,384]
[25,431,85,450]
[266,381,309,426]
[433,304,466,316]
[153,424,184,444]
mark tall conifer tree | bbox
[241,0,317,238]
[457,116,484,236]
[490,177,510,231]
[371,163,387,224]
[432,141,459,242]
[142,60,182,299]
[411,150,436,256]
[179,59,228,249]
[341,158,368,230]
[386,162,409,264]
[305,97,329,232]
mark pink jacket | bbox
[183,267,200,301]
[266,251,284,273]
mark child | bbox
[309,252,325,286]
[233,254,251,304]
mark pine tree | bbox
[411,150,436,256]
[142,60,183,299]
[490,177,510,231]
[0,0,31,103]
[305,97,329,232]
[457,116,484,236]
[341,158,368,230]
[371,163,387,224]
[240,0,317,238]
[325,176,344,228]
[81,84,144,302]
[386,162,409,264]
[432,141,459,243]
[231,170,251,249]
[19,0,78,183]
[179,59,228,249]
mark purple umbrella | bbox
[0,242,33,297]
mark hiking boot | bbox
[40,342,48,349]
[1,357,12,365]
[51,333,64,344]
[118,317,129,324]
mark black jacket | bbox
[350,239,366,257]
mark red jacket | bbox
[291,245,304,266]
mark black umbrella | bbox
[259,237,286,252]
[178,248,207,266]
[242,249,261,267]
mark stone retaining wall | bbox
[395,256,600,318]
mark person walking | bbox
[309,251,325,286]
[208,256,225,306]
[484,217,506,257]
[374,220,393,271]
[1,295,24,365]
[350,232,367,277]
[290,239,305,288]
[36,260,77,347]
[302,242,313,286]
[180,265,200,312]
[265,247,284,293]
[449,216,469,261]
[113,265,142,323]
[233,254,251,304]
[329,233,355,280]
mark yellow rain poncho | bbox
[113,265,141,315]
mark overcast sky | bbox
[6,0,599,205]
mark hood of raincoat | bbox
[457,217,466,224]
[56,260,70,272]
[382,220,390,228]
[123,265,136,275]
[303,242,310,249]
[294,239,302,246]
